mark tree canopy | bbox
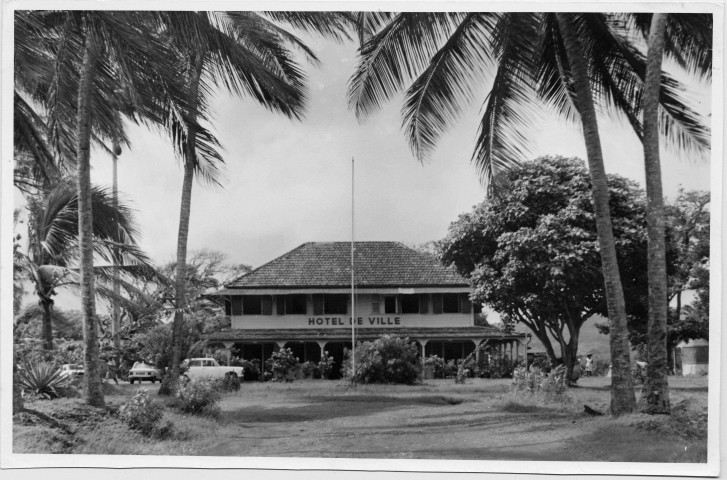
[438,156,649,379]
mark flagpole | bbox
[351,156,355,381]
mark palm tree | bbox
[15,10,194,406]
[154,12,354,391]
[16,179,152,351]
[634,13,711,414]
[347,12,709,414]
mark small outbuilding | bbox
[676,339,709,376]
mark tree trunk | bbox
[638,12,671,415]
[556,13,636,415]
[564,328,580,385]
[76,17,104,407]
[41,299,53,350]
[169,53,204,392]
[112,139,121,349]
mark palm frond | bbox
[402,13,499,163]
[472,13,541,189]
[626,13,712,79]
[261,11,356,43]
[348,13,465,119]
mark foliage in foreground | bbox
[175,379,221,417]
[511,365,568,401]
[118,389,173,438]
[343,335,421,384]
[17,361,73,399]
[265,348,300,382]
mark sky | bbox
[12,21,713,311]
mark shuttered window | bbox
[313,295,324,315]
[419,294,429,314]
[242,295,273,315]
[231,297,243,315]
[432,294,443,314]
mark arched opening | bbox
[284,342,322,363]
[322,341,352,379]
[424,340,475,361]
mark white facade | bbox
[229,291,475,330]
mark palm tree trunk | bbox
[112,139,121,349]
[41,299,53,350]
[638,12,670,414]
[77,17,104,407]
[556,13,636,415]
[169,53,204,391]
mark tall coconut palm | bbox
[153,12,354,391]
[632,13,712,414]
[347,12,709,415]
[16,10,195,406]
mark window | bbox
[229,297,243,315]
[419,294,429,314]
[312,294,347,315]
[432,293,472,314]
[189,360,202,367]
[400,294,419,314]
[371,295,381,314]
[275,294,307,315]
[442,293,459,313]
[384,295,397,314]
[285,294,307,315]
[242,295,273,315]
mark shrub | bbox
[17,361,73,399]
[300,361,318,379]
[424,355,446,379]
[479,350,513,379]
[317,352,335,379]
[511,365,567,401]
[118,389,167,437]
[343,335,421,384]
[265,348,299,382]
[239,359,261,381]
[220,371,241,392]
[176,379,221,417]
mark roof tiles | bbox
[227,242,467,289]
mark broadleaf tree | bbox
[438,156,650,384]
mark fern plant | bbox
[17,361,72,399]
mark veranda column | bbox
[317,341,327,359]
[473,339,483,364]
[222,341,235,366]
[419,340,429,372]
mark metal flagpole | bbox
[351,156,355,381]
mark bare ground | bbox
[13,375,708,462]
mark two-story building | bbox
[207,242,524,376]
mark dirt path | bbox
[198,383,604,460]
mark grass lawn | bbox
[13,375,708,462]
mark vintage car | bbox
[59,364,84,378]
[128,362,161,384]
[182,358,244,381]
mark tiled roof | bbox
[226,242,468,289]
[206,327,524,342]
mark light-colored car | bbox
[182,358,243,381]
[60,364,84,378]
[128,362,161,384]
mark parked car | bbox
[59,364,84,378]
[128,362,161,384]
[182,358,244,381]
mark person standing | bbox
[106,355,120,385]
[585,354,594,377]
